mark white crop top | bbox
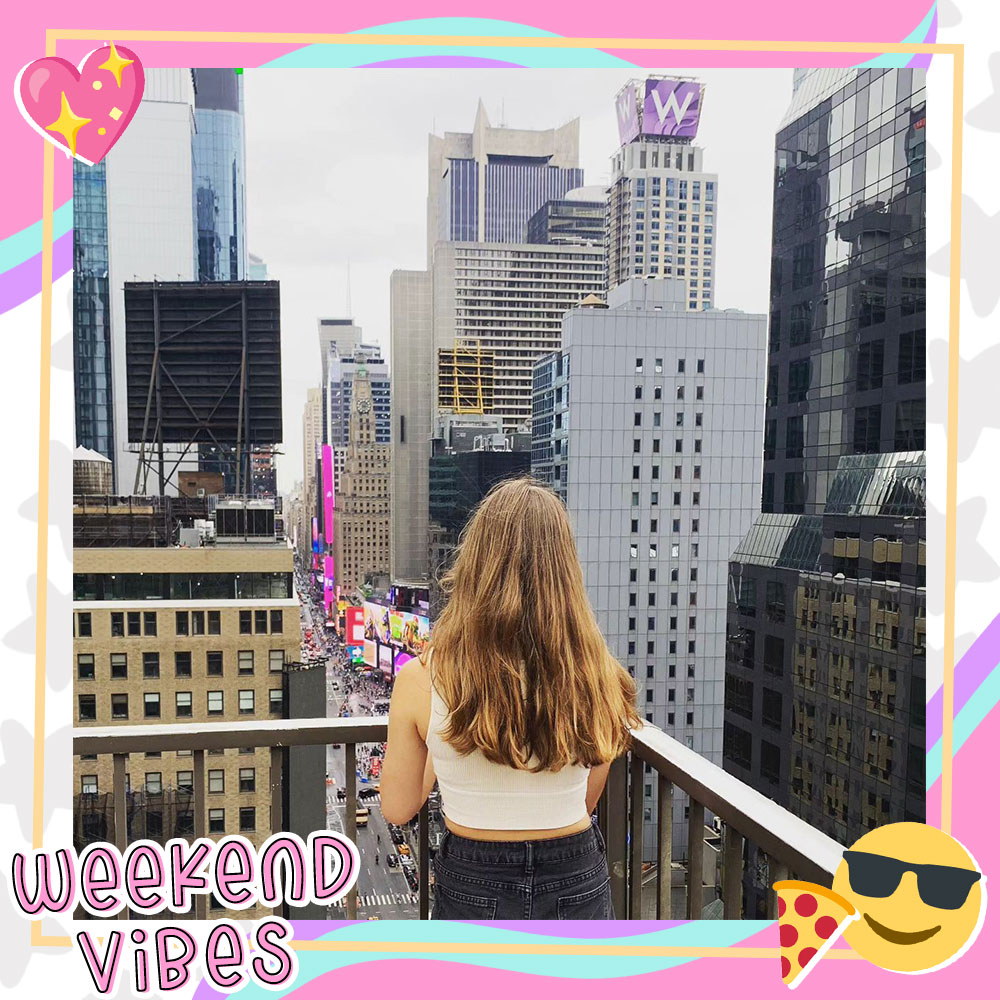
[424,651,590,830]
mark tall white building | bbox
[103,69,198,492]
[607,77,719,310]
[537,277,765,854]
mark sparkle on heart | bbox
[16,42,144,164]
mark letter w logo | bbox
[651,86,696,128]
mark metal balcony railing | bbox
[73,718,845,921]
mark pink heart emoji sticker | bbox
[15,42,144,165]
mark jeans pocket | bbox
[556,877,612,920]
[432,883,498,920]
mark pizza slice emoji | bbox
[773,880,859,988]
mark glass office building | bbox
[73,160,115,465]
[192,69,247,282]
[723,68,926,916]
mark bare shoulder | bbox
[394,654,432,694]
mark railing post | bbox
[767,859,788,919]
[345,743,357,920]
[112,753,128,920]
[193,749,207,920]
[605,755,628,919]
[628,753,644,919]
[686,799,705,920]
[418,802,430,919]
[723,824,744,919]
[657,774,672,920]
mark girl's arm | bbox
[379,659,432,825]
[586,761,612,815]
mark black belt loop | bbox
[525,841,534,875]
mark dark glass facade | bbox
[192,69,246,282]
[724,68,926,917]
[526,199,606,246]
[73,160,115,466]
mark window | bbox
[176,770,193,793]
[635,385,643,400]
[676,386,684,400]
[77,653,95,679]
[894,399,925,450]
[652,465,660,479]
[853,404,882,454]
[238,650,254,675]
[175,611,188,636]
[78,694,97,721]
[143,692,160,718]
[762,689,783,730]
[207,691,223,715]
[145,772,162,795]
[724,722,752,769]
[239,768,256,793]
[694,440,702,453]
[239,610,252,635]
[208,770,225,793]
[108,652,127,679]
[111,612,124,637]
[634,412,642,427]
[635,358,644,374]
[633,439,641,454]
[857,340,885,391]
[678,359,686,373]
[692,519,700,533]
[675,439,683,453]
[81,774,98,795]
[676,412,684,427]
[269,650,284,672]
[127,611,141,636]
[191,610,205,635]
[174,691,193,718]
[898,329,926,384]
[143,611,157,636]
[239,808,256,832]
[255,610,268,634]
[764,634,785,675]
[111,694,128,719]
[633,465,640,480]
[269,689,284,713]
[651,491,659,505]
[207,651,223,676]
[142,651,159,678]
[239,690,255,714]
[788,360,810,402]
[208,610,221,635]
[760,741,781,782]
[209,809,226,834]
[76,612,92,637]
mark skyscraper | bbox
[534,277,765,855]
[607,77,718,310]
[427,101,583,256]
[334,366,391,597]
[723,68,926,916]
[192,69,247,282]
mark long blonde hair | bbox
[428,477,640,771]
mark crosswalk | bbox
[329,892,418,910]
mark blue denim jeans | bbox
[431,821,613,920]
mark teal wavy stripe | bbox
[860,3,936,68]
[0,202,72,272]
[233,920,771,998]
[926,659,1000,788]
[263,17,633,68]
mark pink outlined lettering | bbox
[79,844,124,916]
[212,837,256,909]
[205,921,249,992]
[124,842,167,913]
[155,927,197,992]
[258,834,307,907]
[10,848,75,915]
[77,930,124,995]
[250,918,296,990]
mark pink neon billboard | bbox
[323,556,335,611]
[321,444,334,546]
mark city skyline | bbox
[242,69,791,490]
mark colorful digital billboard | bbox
[363,601,431,677]
[323,556,335,612]
[642,78,702,138]
[615,83,640,145]
[321,444,334,546]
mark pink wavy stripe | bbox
[4,0,933,238]
[0,230,71,314]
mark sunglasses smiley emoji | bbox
[831,822,987,973]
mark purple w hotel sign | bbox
[642,79,703,138]
[615,84,640,145]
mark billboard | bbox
[323,556,335,612]
[363,601,431,677]
[642,79,702,139]
[345,607,365,646]
[615,83,640,145]
[321,444,334,546]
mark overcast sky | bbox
[243,69,793,491]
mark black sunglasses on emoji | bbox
[842,851,982,910]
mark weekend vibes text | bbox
[8,830,360,994]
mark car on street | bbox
[356,807,370,827]
[386,854,399,868]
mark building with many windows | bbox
[535,277,765,856]
[723,67,926,917]
[526,191,607,247]
[72,499,322,918]
[427,101,583,254]
[607,78,718,308]
[333,367,391,597]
